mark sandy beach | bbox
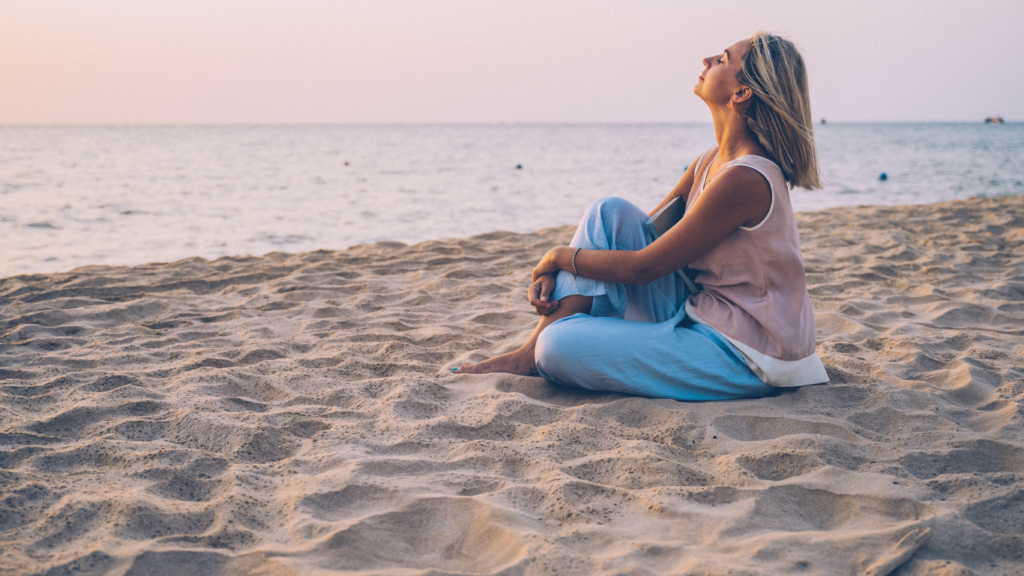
[1,194,1023,575]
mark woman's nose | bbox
[701,57,712,69]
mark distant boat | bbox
[985,116,1004,124]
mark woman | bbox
[453,32,829,401]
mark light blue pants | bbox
[535,197,775,402]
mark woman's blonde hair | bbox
[737,31,821,190]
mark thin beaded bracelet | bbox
[571,247,582,280]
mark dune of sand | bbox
[1,194,1023,575]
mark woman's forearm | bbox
[554,246,656,285]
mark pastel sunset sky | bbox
[1,0,1021,123]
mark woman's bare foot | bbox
[451,294,591,378]
[453,345,538,376]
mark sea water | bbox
[1,123,1022,277]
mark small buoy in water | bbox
[516,164,522,169]
[879,172,888,181]
[683,164,689,171]
[344,161,350,166]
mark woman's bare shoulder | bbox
[704,164,772,228]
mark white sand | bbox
[1,195,1023,576]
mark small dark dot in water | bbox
[516,164,522,169]
[713,436,717,439]
[344,161,350,166]
[879,172,888,181]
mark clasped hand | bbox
[528,247,567,316]
[528,273,559,315]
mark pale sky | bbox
[1,0,1021,123]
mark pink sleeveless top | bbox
[684,148,825,385]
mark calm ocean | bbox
[1,123,1021,278]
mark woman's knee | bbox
[534,318,581,379]
[584,197,637,222]
[581,197,647,245]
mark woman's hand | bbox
[532,247,569,282]
[528,274,559,315]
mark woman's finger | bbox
[532,299,556,311]
[533,300,559,316]
[528,284,548,307]
[528,284,545,307]
[540,278,554,302]
[528,280,542,304]
[529,276,555,304]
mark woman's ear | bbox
[728,85,754,112]
[733,85,754,105]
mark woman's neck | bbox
[711,109,759,158]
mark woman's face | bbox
[694,38,752,106]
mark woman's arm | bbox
[646,154,702,218]
[533,166,772,285]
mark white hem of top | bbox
[685,301,829,388]
[732,162,776,232]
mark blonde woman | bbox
[454,32,829,400]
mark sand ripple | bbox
[2,196,1023,575]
